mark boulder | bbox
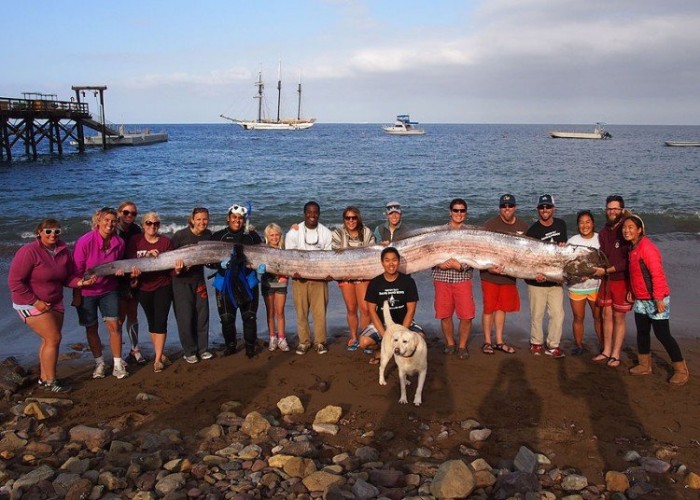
[430,459,476,499]
[277,395,305,415]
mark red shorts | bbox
[434,280,475,320]
[481,280,520,314]
[596,278,632,312]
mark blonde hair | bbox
[141,211,160,226]
[264,223,284,248]
[92,206,117,229]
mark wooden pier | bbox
[0,87,119,161]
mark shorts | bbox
[434,280,475,320]
[13,302,65,322]
[596,278,632,313]
[77,291,119,327]
[361,321,424,344]
[261,285,288,298]
[634,296,670,320]
[481,280,520,314]
[568,290,599,302]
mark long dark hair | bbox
[342,205,365,233]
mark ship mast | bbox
[254,68,264,123]
[276,61,282,123]
[297,72,302,120]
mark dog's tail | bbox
[382,300,396,327]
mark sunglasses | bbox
[42,228,62,235]
[538,204,554,210]
[344,215,358,221]
[122,210,137,217]
[144,220,161,227]
[451,208,467,213]
[386,205,401,211]
[500,204,515,209]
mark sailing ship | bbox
[220,64,315,131]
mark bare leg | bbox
[339,284,359,343]
[264,294,276,338]
[493,310,507,345]
[457,318,473,350]
[151,332,166,366]
[105,319,123,358]
[86,324,103,358]
[26,311,64,381]
[441,317,455,347]
[354,281,371,331]
[570,298,586,347]
[589,299,603,345]
[610,310,627,361]
[482,312,493,345]
[274,293,286,338]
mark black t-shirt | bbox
[525,218,568,287]
[209,228,262,276]
[365,272,419,326]
[171,227,213,282]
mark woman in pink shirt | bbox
[8,219,95,392]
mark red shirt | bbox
[126,234,173,292]
[628,237,669,301]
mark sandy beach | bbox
[1,235,699,496]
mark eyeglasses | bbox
[538,204,553,210]
[144,221,161,227]
[451,208,467,213]
[386,205,401,211]
[42,228,62,235]
[500,204,515,209]
[122,210,137,217]
[344,216,358,221]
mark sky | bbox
[4,0,700,124]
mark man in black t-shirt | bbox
[526,194,568,358]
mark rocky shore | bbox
[1,353,699,499]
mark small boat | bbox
[220,63,315,131]
[664,140,700,147]
[383,115,426,136]
[549,122,611,140]
[78,125,168,147]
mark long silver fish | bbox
[89,227,603,284]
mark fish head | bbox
[563,247,606,284]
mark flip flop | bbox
[493,343,515,354]
[592,353,610,363]
[481,343,495,355]
[607,357,621,368]
[368,356,380,365]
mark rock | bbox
[352,478,380,498]
[23,401,54,420]
[430,459,476,498]
[284,456,317,478]
[354,446,380,463]
[0,431,28,452]
[654,446,677,461]
[197,423,223,439]
[64,478,93,500]
[627,480,654,498]
[241,411,270,438]
[155,472,186,496]
[98,471,127,491]
[474,469,497,488]
[469,428,492,442]
[514,446,538,474]
[471,458,492,472]
[302,470,345,492]
[493,471,540,499]
[132,492,157,500]
[12,464,55,490]
[135,392,158,401]
[536,453,551,465]
[269,454,294,468]
[109,440,134,453]
[281,440,318,458]
[459,445,479,457]
[686,472,700,489]
[460,419,481,430]
[60,456,90,474]
[238,444,262,459]
[314,405,343,425]
[623,450,641,462]
[52,472,81,496]
[277,395,305,415]
[639,456,671,474]
[561,474,588,491]
[313,423,340,435]
[412,447,432,458]
[605,471,630,492]
[368,469,405,488]
[69,425,111,451]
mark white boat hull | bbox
[383,126,425,136]
[78,131,168,147]
[665,140,700,147]
[549,131,608,140]
[235,120,315,131]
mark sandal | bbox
[457,348,469,360]
[607,357,621,368]
[369,356,380,365]
[493,343,515,354]
[347,339,359,351]
[481,343,494,355]
[592,353,610,363]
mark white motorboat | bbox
[79,125,168,147]
[664,140,700,147]
[220,63,315,131]
[549,123,611,140]
[383,115,426,135]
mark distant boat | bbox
[664,140,700,147]
[220,63,315,131]
[549,123,611,140]
[78,125,168,147]
[383,115,426,136]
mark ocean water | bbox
[1,123,699,361]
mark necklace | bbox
[303,226,319,246]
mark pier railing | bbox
[0,97,89,117]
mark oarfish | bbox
[89,228,603,284]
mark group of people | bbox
[8,194,689,393]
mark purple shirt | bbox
[8,239,79,305]
[73,229,125,296]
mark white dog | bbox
[378,301,428,406]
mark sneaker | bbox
[571,346,585,356]
[246,347,256,359]
[113,362,129,379]
[545,346,566,358]
[200,351,214,360]
[296,342,311,355]
[315,343,328,355]
[92,363,106,379]
[278,338,290,352]
[443,345,456,355]
[269,337,279,352]
[41,379,72,393]
[223,344,237,356]
[530,344,544,356]
[184,355,199,364]
[130,349,147,365]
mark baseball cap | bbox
[499,194,516,207]
[385,201,402,214]
[536,194,555,208]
